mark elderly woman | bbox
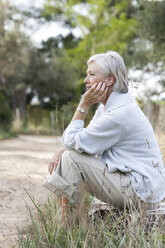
[44,51,165,222]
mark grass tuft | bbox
[14,192,165,248]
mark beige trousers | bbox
[43,150,157,211]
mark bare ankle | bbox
[59,195,69,223]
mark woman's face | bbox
[84,62,108,91]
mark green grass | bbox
[14,192,165,248]
[0,129,18,140]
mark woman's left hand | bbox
[48,148,65,174]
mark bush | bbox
[20,101,97,135]
[0,93,13,132]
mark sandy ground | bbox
[0,135,63,248]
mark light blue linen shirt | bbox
[62,92,165,203]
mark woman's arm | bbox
[72,82,108,121]
[48,81,108,173]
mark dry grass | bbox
[14,193,165,248]
[155,132,165,164]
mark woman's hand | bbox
[48,148,65,174]
[82,82,108,107]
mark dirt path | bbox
[0,135,63,248]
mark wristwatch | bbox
[76,106,88,114]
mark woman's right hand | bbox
[82,82,108,106]
[48,148,66,174]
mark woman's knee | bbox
[61,149,71,160]
[61,150,88,184]
[62,149,81,164]
[60,150,82,173]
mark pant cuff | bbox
[43,171,83,206]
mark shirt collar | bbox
[104,91,134,111]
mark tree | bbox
[0,0,33,117]
[0,92,13,132]
[43,0,137,85]
[0,0,78,121]
[25,47,76,108]
[139,0,165,66]
[125,0,165,88]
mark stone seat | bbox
[146,202,165,216]
[89,198,165,220]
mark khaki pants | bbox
[43,150,157,212]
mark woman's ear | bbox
[106,74,116,86]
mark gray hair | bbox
[87,51,128,93]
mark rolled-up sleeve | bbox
[62,112,123,155]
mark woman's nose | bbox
[84,76,89,84]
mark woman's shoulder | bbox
[104,92,136,112]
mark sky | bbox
[14,0,44,8]
[14,0,72,45]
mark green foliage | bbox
[26,48,77,107]
[43,0,137,56]
[0,92,13,132]
[138,0,165,65]
[0,0,33,117]
[125,0,165,88]
[21,103,76,135]
[20,101,96,135]
[0,130,17,140]
[0,1,31,91]
[0,0,79,117]
[40,33,80,55]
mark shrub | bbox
[0,92,13,132]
